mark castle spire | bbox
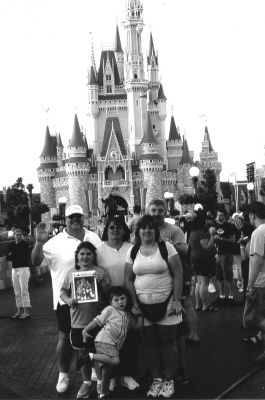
[204,126,214,152]
[180,136,192,165]
[168,116,181,141]
[40,126,57,157]
[69,115,86,147]
[88,32,97,80]
[114,25,123,53]
[89,66,97,85]
[148,32,156,62]
[140,112,157,145]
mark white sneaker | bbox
[109,378,117,391]
[121,376,139,390]
[56,374,69,393]
[208,283,216,293]
[77,382,92,398]
[147,379,163,398]
[158,380,175,398]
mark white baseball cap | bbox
[65,205,84,218]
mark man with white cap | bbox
[31,205,102,393]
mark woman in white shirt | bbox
[125,214,183,399]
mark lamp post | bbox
[26,184,34,236]
[164,191,174,214]
[58,196,67,225]
[189,166,200,201]
[247,182,255,204]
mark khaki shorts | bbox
[95,341,119,358]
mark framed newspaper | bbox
[72,270,98,303]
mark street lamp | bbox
[58,196,67,225]
[189,166,200,201]
[247,182,255,204]
[26,184,34,236]
[164,192,174,214]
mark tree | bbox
[5,177,49,228]
[196,169,218,212]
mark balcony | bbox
[103,180,128,187]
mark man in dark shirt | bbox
[214,209,236,301]
[7,228,31,319]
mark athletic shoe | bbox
[109,378,117,391]
[121,376,139,390]
[77,382,92,398]
[18,313,30,320]
[11,312,23,319]
[56,374,69,393]
[158,380,175,398]
[208,283,216,293]
[147,379,163,398]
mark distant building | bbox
[38,0,222,224]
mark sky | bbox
[1,0,265,192]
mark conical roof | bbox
[140,112,157,145]
[114,25,123,53]
[69,115,86,147]
[168,116,181,141]
[205,126,214,152]
[57,133,63,147]
[180,137,192,165]
[40,126,57,157]
[158,84,167,100]
[89,66,97,85]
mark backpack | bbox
[130,240,169,264]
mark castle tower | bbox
[56,133,64,168]
[114,25,124,82]
[166,115,182,170]
[147,33,159,100]
[65,115,90,221]
[38,126,57,223]
[124,0,148,154]
[139,112,163,207]
[200,126,222,198]
[178,136,193,191]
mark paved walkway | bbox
[0,274,265,399]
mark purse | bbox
[137,290,173,322]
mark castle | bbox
[38,0,222,224]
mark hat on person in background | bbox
[65,205,84,218]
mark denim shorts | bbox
[95,341,119,358]
[243,287,265,329]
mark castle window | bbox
[153,125,155,129]
[106,85,112,93]
[136,100,138,107]
[134,74,138,79]
[106,74,111,81]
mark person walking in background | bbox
[31,205,102,394]
[214,207,236,303]
[6,228,31,319]
[60,241,110,399]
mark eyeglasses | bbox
[108,225,123,230]
[68,214,83,219]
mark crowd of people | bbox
[6,198,265,399]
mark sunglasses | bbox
[108,225,123,230]
[68,214,83,219]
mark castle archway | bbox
[102,193,128,218]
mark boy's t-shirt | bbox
[94,305,132,350]
[60,267,109,328]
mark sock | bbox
[89,352,94,361]
[59,372,69,379]
[220,295,225,299]
[83,380,92,385]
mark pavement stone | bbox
[1,273,265,399]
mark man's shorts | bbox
[55,303,71,334]
[95,341,119,358]
[216,254,234,282]
[70,328,96,351]
[243,288,265,329]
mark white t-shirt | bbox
[43,228,102,309]
[249,224,265,288]
[97,242,132,286]
[126,241,177,296]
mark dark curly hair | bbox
[134,214,160,245]
[101,215,130,242]
[74,241,97,270]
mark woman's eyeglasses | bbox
[108,225,123,230]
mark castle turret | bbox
[200,126,222,199]
[65,115,90,221]
[124,0,148,153]
[114,25,124,82]
[147,33,159,101]
[38,126,57,222]
[166,115,182,170]
[139,112,163,207]
[56,133,64,168]
[87,35,99,154]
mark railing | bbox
[103,180,128,187]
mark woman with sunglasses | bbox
[97,216,140,392]
[125,214,183,399]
